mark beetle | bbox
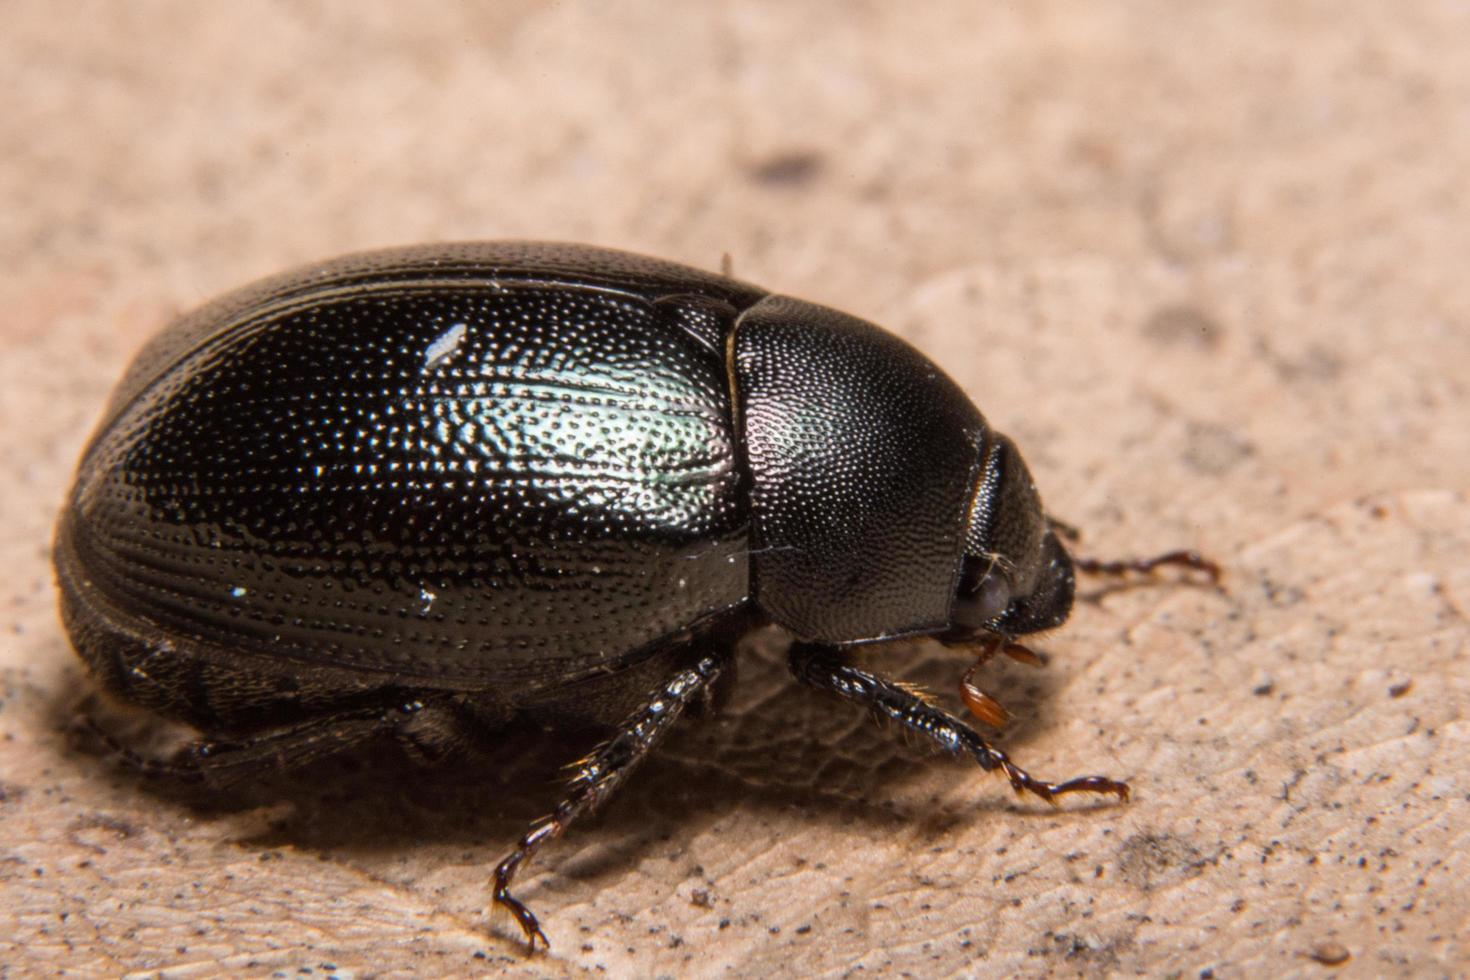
[55,242,1216,950]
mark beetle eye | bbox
[951,560,1012,630]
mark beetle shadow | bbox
[52,629,1116,903]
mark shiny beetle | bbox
[55,242,1215,949]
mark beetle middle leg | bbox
[491,650,727,952]
[787,642,1129,805]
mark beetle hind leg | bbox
[76,693,477,787]
[787,642,1129,805]
[491,651,727,953]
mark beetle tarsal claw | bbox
[491,871,551,953]
[491,896,551,953]
[986,751,1130,807]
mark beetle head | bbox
[948,434,1074,637]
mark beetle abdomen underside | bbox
[63,253,756,684]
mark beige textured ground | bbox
[3,3,1468,977]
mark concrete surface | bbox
[2,2,1467,977]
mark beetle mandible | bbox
[55,242,1217,949]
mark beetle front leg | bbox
[786,642,1129,805]
[1072,549,1221,583]
[1047,516,1221,584]
[492,651,727,952]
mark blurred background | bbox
[3,2,1467,976]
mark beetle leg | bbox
[491,651,727,953]
[787,643,1129,805]
[77,696,465,786]
[1071,549,1221,583]
[1047,516,1220,583]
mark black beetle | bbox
[55,242,1216,949]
